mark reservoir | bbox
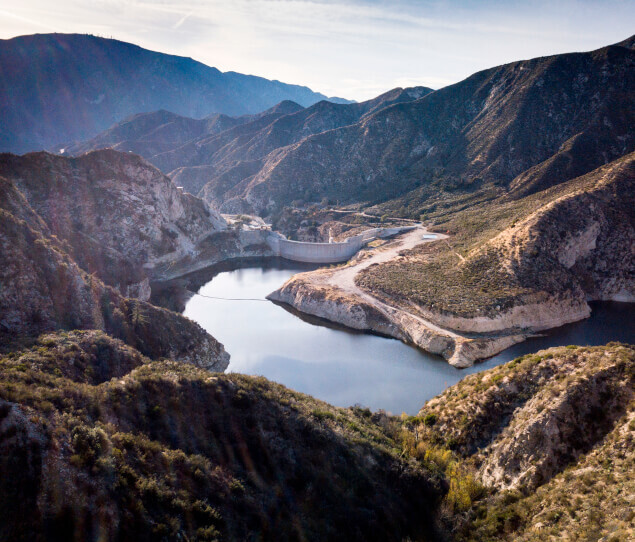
[182,260,635,415]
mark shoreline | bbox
[266,228,601,367]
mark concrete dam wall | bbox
[264,226,416,264]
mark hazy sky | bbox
[1,0,633,100]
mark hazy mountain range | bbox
[0,33,351,154]
[65,85,433,197]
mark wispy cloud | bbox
[173,11,194,29]
[0,8,61,32]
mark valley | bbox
[0,27,633,542]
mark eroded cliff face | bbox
[269,273,526,368]
[0,175,228,372]
[0,150,227,298]
[419,344,634,492]
[487,155,635,306]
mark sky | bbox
[1,0,634,101]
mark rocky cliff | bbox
[0,150,227,298]
[0,177,228,370]
[0,152,231,371]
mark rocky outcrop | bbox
[483,153,635,306]
[269,274,526,367]
[418,344,634,492]
[0,175,228,371]
[478,355,632,490]
[0,150,227,298]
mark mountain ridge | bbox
[0,33,351,154]
[233,36,634,216]
[65,85,434,199]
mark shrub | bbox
[423,413,438,426]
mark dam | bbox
[260,226,417,264]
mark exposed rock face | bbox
[269,271,526,368]
[419,344,634,492]
[0,33,351,153]
[478,356,631,491]
[0,172,228,371]
[466,151,635,315]
[0,150,227,297]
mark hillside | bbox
[0,330,443,542]
[65,86,432,199]
[62,101,307,165]
[0,179,228,370]
[273,152,634,366]
[414,343,634,541]
[208,36,634,216]
[0,150,228,298]
[0,33,350,154]
[0,330,631,540]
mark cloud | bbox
[173,11,194,29]
[0,8,62,32]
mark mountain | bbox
[207,36,634,215]
[0,149,282,360]
[72,37,633,217]
[0,173,228,370]
[0,33,352,154]
[63,100,307,160]
[0,150,227,298]
[65,86,433,199]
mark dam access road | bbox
[275,226,462,341]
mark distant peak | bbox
[273,100,305,112]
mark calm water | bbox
[183,261,634,414]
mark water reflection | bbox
[182,262,634,414]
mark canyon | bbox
[0,30,633,542]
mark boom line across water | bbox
[187,289,268,302]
